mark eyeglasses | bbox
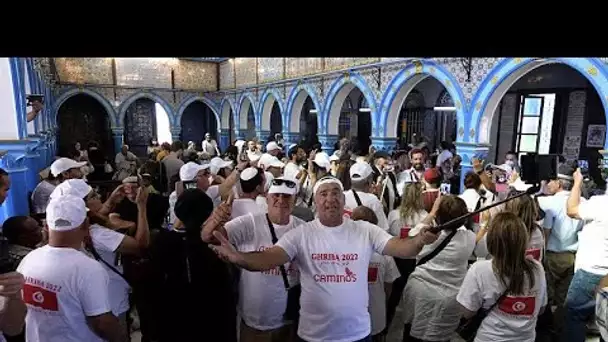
[272,179,296,188]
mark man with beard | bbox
[397,149,426,186]
[284,145,307,181]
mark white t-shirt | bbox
[225,213,305,330]
[206,185,221,207]
[168,191,178,225]
[460,188,495,232]
[89,224,130,315]
[343,190,389,231]
[475,227,545,262]
[31,180,56,214]
[368,253,400,335]
[387,209,428,239]
[231,198,265,220]
[275,218,393,342]
[575,195,608,275]
[456,259,547,342]
[284,161,303,180]
[17,245,111,342]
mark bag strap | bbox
[266,214,290,291]
[416,228,458,267]
[486,290,508,313]
[352,189,363,207]
[85,240,132,287]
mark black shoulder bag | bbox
[352,189,363,207]
[416,228,457,267]
[266,214,301,322]
[85,239,132,288]
[457,290,508,341]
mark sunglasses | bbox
[272,179,296,188]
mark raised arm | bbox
[210,231,290,271]
[567,168,584,219]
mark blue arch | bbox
[175,94,221,130]
[220,97,237,130]
[258,87,285,131]
[285,82,323,133]
[117,91,175,126]
[237,91,257,131]
[378,60,467,140]
[323,72,378,135]
[53,87,118,127]
[470,58,608,146]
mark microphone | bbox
[428,185,539,234]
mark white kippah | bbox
[240,167,259,181]
[313,177,344,195]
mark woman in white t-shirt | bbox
[386,182,428,333]
[401,195,477,341]
[457,211,547,342]
[475,193,545,263]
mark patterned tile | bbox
[258,58,284,84]
[324,58,380,71]
[54,58,113,84]
[235,58,257,87]
[173,60,217,91]
[219,60,235,90]
[114,58,174,88]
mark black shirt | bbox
[113,193,169,230]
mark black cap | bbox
[175,189,214,234]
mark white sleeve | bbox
[225,214,256,248]
[383,256,400,283]
[474,233,489,258]
[363,221,393,255]
[79,263,112,317]
[539,263,548,307]
[372,200,390,232]
[275,226,303,261]
[577,196,595,221]
[387,210,401,237]
[169,191,177,224]
[206,185,220,201]
[456,264,483,312]
[90,226,125,253]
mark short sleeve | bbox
[577,196,597,221]
[275,225,304,261]
[474,233,489,259]
[79,263,112,317]
[383,256,400,283]
[90,226,125,253]
[456,263,483,312]
[206,185,220,202]
[538,197,554,230]
[371,201,390,232]
[225,214,256,248]
[387,210,401,237]
[362,221,393,255]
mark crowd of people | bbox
[1,131,608,342]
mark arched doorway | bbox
[57,94,114,159]
[299,96,318,148]
[395,77,456,152]
[483,63,607,184]
[337,87,372,153]
[269,102,282,140]
[180,101,218,147]
[124,98,172,158]
[238,96,256,141]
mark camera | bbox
[26,94,44,107]
[520,153,559,184]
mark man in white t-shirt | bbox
[203,176,303,341]
[202,132,221,157]
[210,177,439,342]
[344,162,389,231]
[266,141,282,158]
[563,168,608,342]
[50,157,87,181]
[284,145,306,180]
[230,167,267,220]
[17,195,126,342]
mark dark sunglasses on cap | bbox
[272,179,296,188]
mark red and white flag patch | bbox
[400,226,411,239]
[499,295,535,316]
[525,248,541,261]
[368,267,378,283]
[23,284,59,311]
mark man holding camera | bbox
[203,176,304,342]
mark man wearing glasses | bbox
[202,177,303,342]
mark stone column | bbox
[454,142,491,193]
[219,129,231,151]
[318,134,339,155]
[371,137,398,153]
[256,129,271,144]
[171,127,182,142]
[282,132,301,153]
[111,128,124,155]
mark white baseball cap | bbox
[240,167,261,181]
[313,176,344,195]
[46,195,88,231]
[313,152,331,171]
[179,162,210,182]
[268,177,298,196]
[265,156,285,170]
[350,162,373,180]
[50,158,87,177]
[50,179,93,200]
[329,154,340,162]
[209,157,233,175]
[266,141,280,152]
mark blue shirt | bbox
[538,191,584,252]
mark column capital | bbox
[111,127,124,136]
[454,142,491,166]
[371,136,398,153]
[318,134,339,154]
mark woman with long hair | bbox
[457,212,547,342]
[386,182,428,334]
[401,195,476,342]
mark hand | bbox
[32,100,43,113]
[108,185,125,203]
[209,231,244,264]
[213,191,235,225]
[135,186,149,207]
[0,272,25,298]
[574,168,584,184]
[309,149,317,162]
[417,226,440,246]
[472,158,483,172]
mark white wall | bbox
[24,61,35,135]
[0,58,20,140]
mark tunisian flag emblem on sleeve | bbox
[499,295,535,316]
[23,284,59,311]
